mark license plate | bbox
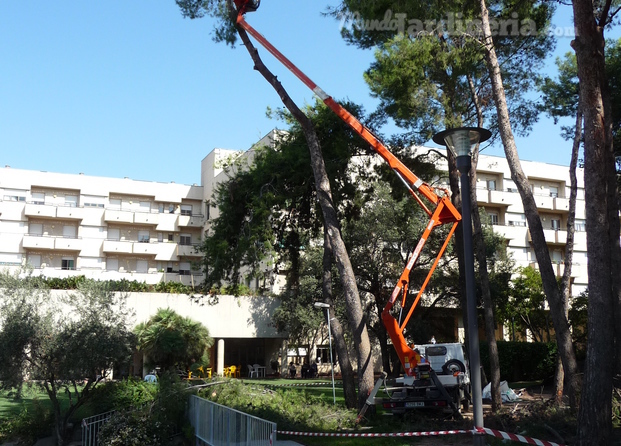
[405,401,425,408]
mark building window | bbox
[64,195,78,207]
[316,346,335,364]
[83,195,106,208]
[508,214,527,227]
[486,180,496,191]
[136,260,149,273]
[63,225,76,238]
[107,258,119,271]
[61,258,76,270]
[138,230,150,243]
[551,219,561,230]
[29,223,43,236]
[549,186,559,198]
[168,204,175,214]
[180,234,192,246]
[108,228,120,241]
[28,255,42,268]
[180,204,192,216]
[139,201,151,212]
[109,199,121,210]
[575,219,586,232]
[489,213,499,226]
[179,262,191,275]
[31,192,45,205]
[168,233,174,242]
[4,195,26,202]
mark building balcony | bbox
[528,229,568,245]
[178,214,203,227]
[163,272,203,286]
[55,237,82,251]
[56,206,85,220]
[23,234,55,250]
[490,224,530,247]
[544,228,567,245]
[534,194,554,210]
[104,209,134,224]
[529,261,578,278]
[155,243,178,261]
[553,197,570,212]
[134,212,159,225]
[25,203,56,218]
[156,214,178,232]
[177,243,201,257]
[475,189,510,207]
[132,241,160,255]
[102,239,133,254]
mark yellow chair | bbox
[228,365,240,378]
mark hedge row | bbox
[38,275,197,295]
[479,341,558,383]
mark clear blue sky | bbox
[0,2,614,185]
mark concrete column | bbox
[217,339,225,376]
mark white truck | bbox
[372,343,471,416]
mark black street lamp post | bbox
[433,127,491,446]
[314,302,336,405]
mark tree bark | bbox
[477,0,580,410]
[555,104,582,404]
[233,16,375,409]
[571,0,620,443]
[322,228,358,409]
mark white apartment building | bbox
[470,152,588,296]
[0,168,206,285]
[0,132,592,372]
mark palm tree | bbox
[135,308,213,372]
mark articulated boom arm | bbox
[233,1,461,376]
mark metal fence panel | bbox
[188,395,277,446]
[81,410,115,446]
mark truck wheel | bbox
[442,359,466,375]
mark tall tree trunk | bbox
[571,0,619,443]
[322,228,357,409]
[468,75,502,412]
[477,0,579,410]
[555,104,582,404]
[233,17,375,410]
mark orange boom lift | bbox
[232,0,461,378]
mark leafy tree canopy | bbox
[0,270,135,445]
[135,308,214,372]
[539,38,621,189]
[328,0,554,143]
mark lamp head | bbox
[314,302,330,309]
[432,127,491,158]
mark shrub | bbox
[479,341,557,382]
[200,380,356,432]
[0,399,54,444]
[87,378,158,415]
[97,411,157,446]
[95,374,190,446]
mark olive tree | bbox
[0,270,135,446]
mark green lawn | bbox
[0,385,92,421]
[0,386,54,419]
